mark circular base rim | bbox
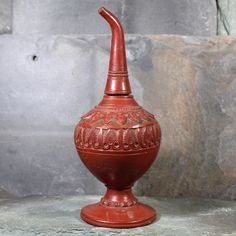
[81,202,157,228]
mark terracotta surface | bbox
[74,7,161,228]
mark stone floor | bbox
[0,195,235,236]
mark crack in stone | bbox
[216,0,230,35]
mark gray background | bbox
[0,0,235,200]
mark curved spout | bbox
[99,7,131,95]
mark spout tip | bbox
[98,6,106,15]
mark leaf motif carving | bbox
[75,124,160,151]
[81,108,157,127]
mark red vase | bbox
[74,7,161,228]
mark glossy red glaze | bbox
[74,7,161,228]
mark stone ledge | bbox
[0,195,235,235]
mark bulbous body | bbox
[74,7,161,228]
[75,95,161,192]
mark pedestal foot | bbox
[81,202,156,228]
[80,188,157,228]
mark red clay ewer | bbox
[74,7,161,228]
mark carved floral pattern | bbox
[75,106,161,151]
[75,124,160,151]
[100,197,137,207]
[80,108,156,127]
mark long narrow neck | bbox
[99,7,131,95]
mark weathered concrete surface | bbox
[13,0,217,36]
[0,0,12,34]
[0,195,235,235]
[217,0,236,35]
[0,35,236,200]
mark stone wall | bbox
[0,1,235,200]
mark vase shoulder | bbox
[74,96,161,152]
[79,95,158,129]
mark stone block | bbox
[123,0,217,36]
[132,35,236,201]
[13,0,123,34]
[13,0,217,36]
[217,0,236,35]
[0,35,235,200]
